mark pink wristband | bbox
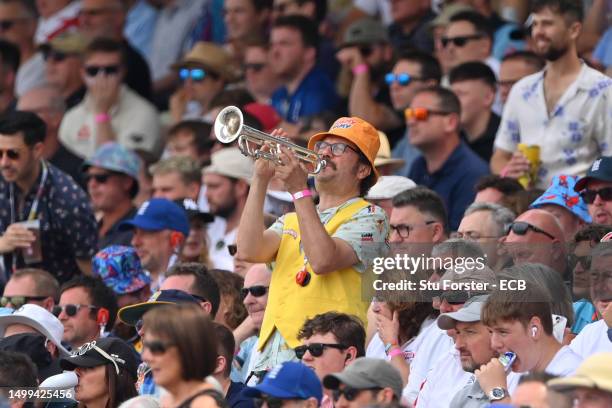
[291,189,312,201]
[352,64,368,75]
[95,113,111,124]
[388,347,403,358]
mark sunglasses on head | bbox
[85,65,120,77]
[0,148,20,160]
[404,107,453,122]
[579,187,612,204]
[313,141,359,157]
[508,221,556,240]
[294,343,346,359]
[143,339,175,355]
[179,68,206,82]
[254,395,285,408]
[0,295,48,309]
[332,387,382,402]
[441,34,483,48]
[73,340,126,375]
[244,63,265,72]
[241,285,268,299]
[385,73,421,86]
[52,304,98,317]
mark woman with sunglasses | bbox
[142,303,227,408]
[60,337,138,408]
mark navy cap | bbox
[244,362,323,403]
[119,198,189,236]
[117,289,201,325]
[575,157,612,192]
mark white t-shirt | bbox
[545,345,583,376]
[570,320,612,359]
[402,318,455,404]
[207,217,236,271]
[494,64,612,188]
[415,349,473,408]
[15,53,47,97]
[366,318,435,364]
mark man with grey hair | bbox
[17,85,84,185]
[456,202,515,271]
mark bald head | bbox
[515,209,564,242]
[244,263,271,287]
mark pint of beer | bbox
[517,144,540,189]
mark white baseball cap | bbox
[203,147,254,184]
[366,176,416,200]
[0,304,70,356]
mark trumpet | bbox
[214,106,327,174]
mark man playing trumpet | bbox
[236,117,389,374]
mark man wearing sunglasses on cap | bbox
[405,86,489,231]
[323,357,402,408]
[503,209,567,277]
[0,111,98,282]
[59,38,160,159]
[575,157,612,226]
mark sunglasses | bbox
[313,141,359,157]
[85,65,120,77]
[143,339,175,355]
[84,172,114,184]
[0,295,48,309]
[508,221,556,240]
[244,63,265,72]
[0,148,20,160]
[42,49,70,63]
[579,187,612,204]
[73,340,126,375]
[241,285,268,299]
[385,73,421,86]
[404,107,453,122]
[52,304,98,317]
[332,387,382,402]
[441,34,483,48]
[294,343,346,359]
[254,396,285,408]
[179,68,206,82]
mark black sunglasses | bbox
[85,64,120,77]
[84,172,115,184]
[294,343,346,359]
[52,304,98,317]
[579,187,612,204]
[508,221,556,240]
[241,285,268,299]
[42,49,69,63]
[441,34,483,47]
[143,340,175,355]
[0,295,48,308]
[0,148,20,160]
[254,396,285,408]
[244,63,265,72]
[332,387,382,402]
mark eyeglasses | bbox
[404,107,453,122]
[0,18,28,31]
[179,68,206,82]
[84,172,114,184]
[85,65,120,77]
[241,285,268,299]
[143,339,175,355]
[244,63,265,72]
[579,187,612,204]
[73,340,125,375]
[450,231,501,240]
[313,141,359,157]
[0,148,20,160]
[52,304,98,317]
[390,221,436,239]
[294,343,347,359]
[332,387,382,402]
[385,73,422,86]
[254,395,285,408]
[441,34,483,48]
[0,295,48,309]
[508,221,556,240]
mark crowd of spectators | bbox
[0,0,611,407]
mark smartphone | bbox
[498,351,516,372]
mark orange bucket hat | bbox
[308,117,380,181]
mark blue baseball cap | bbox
[244,362,323,403]
[119,198,190,236]
[530,175,592,223]
[117,289,201,325]
[575,157,612,192]
[92,246,151,295]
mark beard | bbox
[536,39,568,62]
[461,357,479,373]
[212,197,238,219]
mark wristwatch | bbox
[488,387,508,402]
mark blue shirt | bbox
[271,67,339,124]
[572,299,598,334]
[408,142,490,231]
[593,27,612,68]
[226,381,255,408]
[124,0,158,59]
